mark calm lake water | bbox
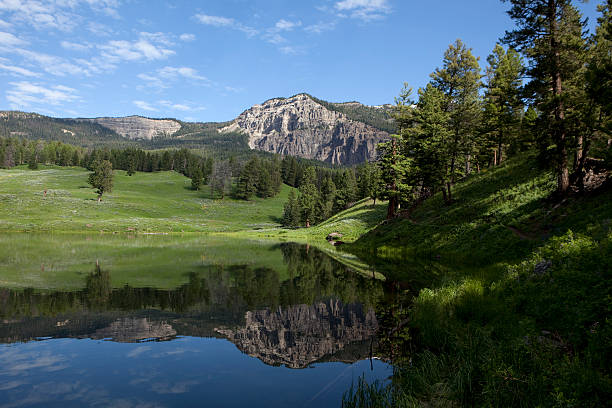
[0,234,392,407]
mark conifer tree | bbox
[483,44,524,165]
[282,190,301,227]
[88,160,114,202]
[502,0,587,195]
[191,165,203,190]
[297,167,319,227]
[430,39,482,200]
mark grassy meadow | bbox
[0,165,292,233]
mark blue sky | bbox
[0,0,604,122]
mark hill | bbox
[0,93,394,165]
[0,111,129,147]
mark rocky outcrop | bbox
[220,94,389,165]
[89,317,176,342]
[83,116,181,140]
[215,299,378,368]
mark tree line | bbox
[375,0,610,219]
[281,159,382,227]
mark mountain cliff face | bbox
[83,116,182,140]
[215,299,378,369]
[220,94,389,165]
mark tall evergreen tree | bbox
[282,190,301,227]
[483,44,524,165]
[400,84,453,204]
[191,165,203,190]
[297,167,319,227]
[502,0,587,195]
[430,39,482,201]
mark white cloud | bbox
[87,21,114,36]
[158,100,205,112]
[6,81,79,108]
[264,33,286,45]
[99,32,175,62]
[275,19,301,31]
[133,100,158,111]
[15,48,91,76]
[304,21,337,34]
[0,58,40,77]
[194,13,258,37]
[138,66,210,89]
[0,31,27,47]
[279,45,303,55]
[334,0,391,21]
[158,66,207,81]
[0,0,122,31]
[132,99,205,113]
[61,40,91,52]
[0,18,11,29]
[179,33,195,42]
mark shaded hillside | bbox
[0,111,129,147]
[352,154,612,266]
[310,96,396,134]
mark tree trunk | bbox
[497,131,503,165]
[386,196,397,219]
[549,0,569,196]
[97,194,102,202]
[465,154,471,176]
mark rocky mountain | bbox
[82,116,182,140]
[215,299,378,369]
[220,94,390,165]
[1,93,393,164]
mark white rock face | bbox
[84,116,181,140]
[220,94,388,165]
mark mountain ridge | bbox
[0,93,393,164]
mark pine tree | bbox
[297,167,319,227]
[400,84,452,203]
[483,44,524,165]
[191,165,203,190]
[318,175,337,220]
[282,190,301,227]
[27,147,38,170]
[430,39,482,201]
[236,157,259,200]
[88,160,114,202]
[502,0,587,195]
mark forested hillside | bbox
[0,111,129,147]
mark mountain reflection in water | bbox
[0,243,384,369]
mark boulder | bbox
[326,232,343,241]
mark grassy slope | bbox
[341,155,612,406]
[245,197,387,246]
[352,154,612,267]
[0,165,292,233]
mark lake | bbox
[0,234,392,407]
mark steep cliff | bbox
[83,116,182,140]
[215,299,378,369]
[220,94,389,165]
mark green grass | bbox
[241,197,388,246]
[0,165,292,233]
[339,154,612,406]
[0,233,289,290]
[352,154,612,267]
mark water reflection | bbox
[0,243,384,369]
